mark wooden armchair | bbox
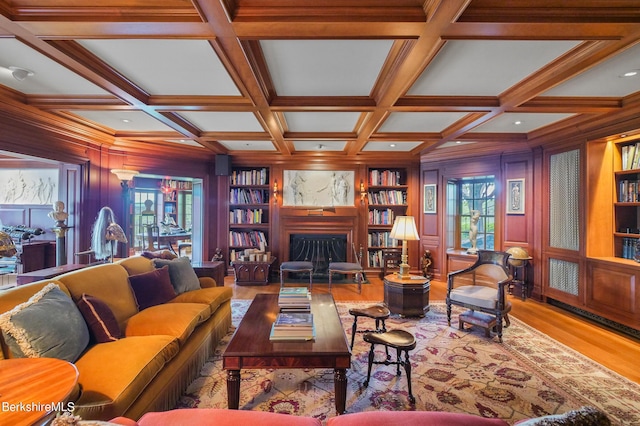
[446,250,513,342]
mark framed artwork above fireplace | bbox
[283,170,355,207]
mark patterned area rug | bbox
[177,300,640,425]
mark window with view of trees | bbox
[446,176,495,251]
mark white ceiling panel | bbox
[472,113,575,133]
[218,140,276,151]
[292,141,346,151]
[542,43,640,97]
[408,40,581,96]
[0,39,109,95]
[378,112,469,133]
[284,112,362,132]
[69,110,177,131]
[178,111,264,132]
[261,40,394,96]
[362,141,422,151]
[78,39,241,96]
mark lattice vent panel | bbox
[549,258,579,295]
[549,149,580,250]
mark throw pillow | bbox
[0,283,90,362]
[129,265,177,310]
[76,294,121,343]
[152,256,201,294]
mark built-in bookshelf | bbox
[160,179,192,228]
[228,167,270,264]
[366,168,408,268]
[615,140,640,260]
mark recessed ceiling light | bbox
[619,70,639,78]
[389,143,396,148]
[316,144,324,150]
[8,66,34,81]
[455,141,462,144]
[122,119,131,123]
[514,120,523,125]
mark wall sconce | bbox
[111,169,140,191]
[273,180,279,203]
[360,180,366,204]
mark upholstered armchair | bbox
[446,250,513,342]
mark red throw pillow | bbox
[128,265,177,310]
[76,294,121,343]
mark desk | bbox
[0,358,78,425]
[383,274,430,317]
[231,256,276,285]
[192,260,225,287]
[17,263,86,285]
[141,232,191,254]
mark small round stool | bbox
[280,261,314,290]
[363,329,416,404]
[348,304,390,349]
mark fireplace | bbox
[289,234,347,278]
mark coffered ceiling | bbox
[0,0,639,160]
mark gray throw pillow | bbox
[0,283,90,362]
[152,256,201,294]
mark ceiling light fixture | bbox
[514,120,523,125]
[316,144,324,150]
[121,119,131,123]
[389,143,396,148]
[8,66,34,81]
[619,70,638,78]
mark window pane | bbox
[458,176,495,251]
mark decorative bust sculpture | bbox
[48,201,68,227]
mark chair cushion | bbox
[329,262,363,272]
[280,261,314,271]
[449,285,498,310]
[76,294,122,343]
[326,411,509,426]
[137,408,323,426]
[0,283,90,362]
[128,265,177,310]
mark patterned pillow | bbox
[516,406,610,426]
[0,283,90,362]
[76,294,121,343]
[129,265,177,310]
[152,256,201,294]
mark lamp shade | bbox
[389,216,419,241]
[0,231,17,257]
[105,223,128,243]
[111,169,139,182]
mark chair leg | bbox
[309,270,313,291]
[350,316,358,350]
[364,343,375,387]
[280,270,284,289]
[328,270,332,292]
[395,347,402,376]
[357,271,362,294]
[504,313,511,327]
[403,350,415,404]
[496,313,503,343]
[446,302,452,326]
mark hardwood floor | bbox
[225,275,640,385]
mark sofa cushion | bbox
[124,303,210,345]
[57,263,139,330]
[74,335,179,421]
[136,409,323,426]
[117,256,155,276]
[326,411,510,426]
[77,294,122,343]
[128,265,177,310]
[170,286,233,316]
[152,257,200,294]
[0,283,90,362]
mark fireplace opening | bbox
[289,234,347,279]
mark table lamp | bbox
[389,215,419,279]
[0,231,17,258]
[105,222,127,263]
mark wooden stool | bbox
[280,261,314,290]
[459,310,497,338]
[363,329,416,404]
[328,262,363,293]
[348,304,390,349]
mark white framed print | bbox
[506,178,525,214]
[423,184,436,214]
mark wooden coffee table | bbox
[223,293,351,414]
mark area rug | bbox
[177,300,640,425]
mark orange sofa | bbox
[0,256,232,422]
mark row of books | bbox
[367,190,407,205]
[278,287,311,311]
[367,231,399,248]
[367,250,385,267]
[368,208,396,225]
[229,208,266,224]
[620,237,640,260]
[618,180,640,202]
[229,188,269,204]
[269,311,315,341]
[231,168,269,186]
[228,230,267,248]
[369,170,403,186]
[621,143,640,171]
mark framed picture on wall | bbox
[423,184,436,214]
[506,178,525,214]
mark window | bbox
[133,190,159,252]
[447,176,495,250]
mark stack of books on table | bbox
[269,312,315,341]
[278,287,311,311]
